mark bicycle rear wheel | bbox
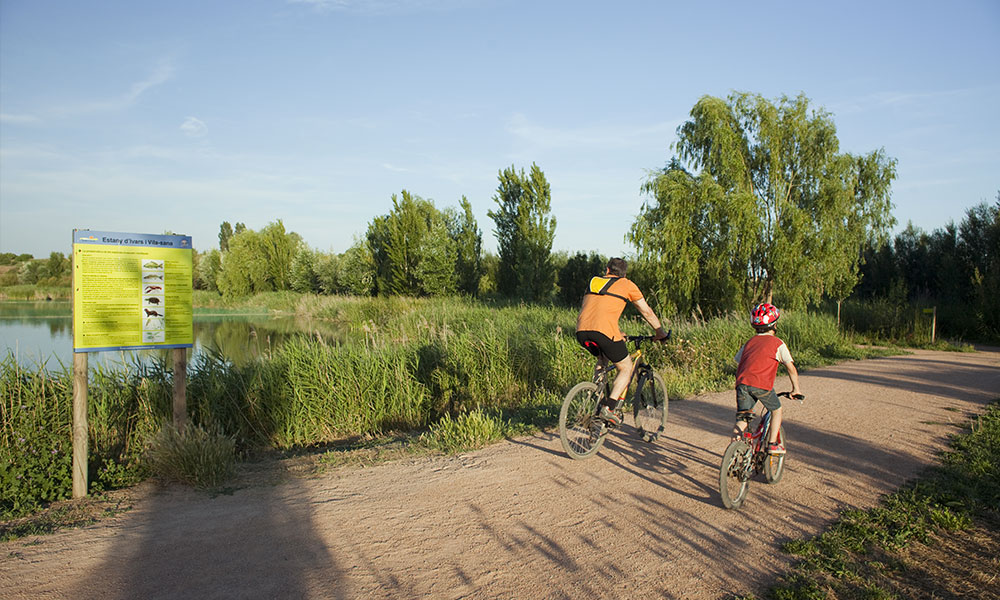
[719,440,752,509]
[559,381,608,459]
[763,425,786,483]
[632,371,668,442]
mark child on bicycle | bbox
[575,257,668,427]
[732,303,803,454]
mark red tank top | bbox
[735,335,785,390]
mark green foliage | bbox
[218,221,234,252]
[367,191,462,297]
[556,251,606,306]
[632,92,897,314]
[0,353,170,519]
[196,248,222,292]
[629,163,750,316]
[448,197,484,296]
[332,239,376,296]
[0,428,72,519]
[290,247,321,293]
[421,407,508,454]
[854,196,1000,343]
[489,163,557,301]
[217,220,301,298]
[145,422,236,489]
[415,217,458,296]
[0,356,73,518]
[3,296,899,519]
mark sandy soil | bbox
[2,348,999,600]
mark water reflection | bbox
[0,301,349,370]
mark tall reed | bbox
[2,296,895,517]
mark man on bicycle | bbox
[732,303,803,454]
[575,257,669,426]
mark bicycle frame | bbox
[732,410,779,480]
[719,392,802,508]
[589,340,649,408]
[558,333,670,459]
[589,334,664,405]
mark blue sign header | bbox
[73,229,192,249]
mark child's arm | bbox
[784,359,802,396]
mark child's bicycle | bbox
[718,391,805,509]
[558,333,670,460]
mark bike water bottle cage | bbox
[736,410,754,423]
[585,276,629,303]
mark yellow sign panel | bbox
[72,230,193,352]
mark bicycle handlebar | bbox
[778,391,806,403]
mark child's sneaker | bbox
[767,442,786,455]
[598,405,622,427]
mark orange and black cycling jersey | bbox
[575,276,643,342]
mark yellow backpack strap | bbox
[586,277,628,302]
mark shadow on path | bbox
[70,478,347,600]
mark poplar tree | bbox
[488,163,557,301]
[447,196,484,296]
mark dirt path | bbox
[3,348,999,600]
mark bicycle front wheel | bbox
[559,381,608,459]
[719,440,752,509]
[763,426,786,483]
[633,371,668,442]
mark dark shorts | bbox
[736,383,782,413]
[576,330,628,363]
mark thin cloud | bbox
[53,59,176,117]
[180,117,207,137]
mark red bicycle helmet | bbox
[750,303,780,328]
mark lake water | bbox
[0,300,345,370]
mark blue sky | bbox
[1,0,998,259]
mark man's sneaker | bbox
[598,405,622,427]
[767,442,786,455]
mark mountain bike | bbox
[718,391,805,509]
[558,333,670,460]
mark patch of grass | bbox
[420,407,510,454]
[0,493,133,542]
[145,423,237,490]
[313,433,427,472]
[756,398,1000,600]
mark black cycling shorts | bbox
[576,330,628,363]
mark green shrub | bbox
[421,408,508,454]
[145,423,236,489]
[0,428,72,519]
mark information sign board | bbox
[72,230,193,352]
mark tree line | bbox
[3,91,997,340]
[195,92,902,313]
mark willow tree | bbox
[217,220,300,298]
[630,92,896,313]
